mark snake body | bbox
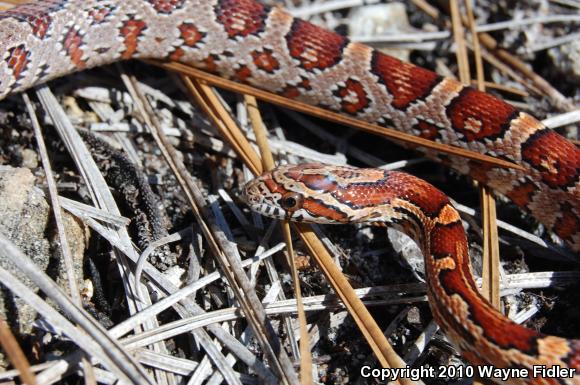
[243,163,580,385]
[0,0,578,382]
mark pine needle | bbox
[0,318,37,385]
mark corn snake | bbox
[0,0,578,383]
[243,163,579,384]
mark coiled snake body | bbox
[0,0,578,383]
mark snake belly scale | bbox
[0,0,578,383]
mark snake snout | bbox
[242,174,289,220]
[241,178,262,206]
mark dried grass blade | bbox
[480,186,501,308]
[246,95,275,168]
[468,80,528,97]
[245,94,313,384]
[59,196,130,228]
[24,93,82,304]
[23,93,97,384]
[464,2,485,92]
[450,0,470,81]
[0,235,155,385]
[409,0,439,19]
[126,73,297,385]
[295,224,412,385]
[542,110,580,129]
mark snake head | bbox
[242,163,450,228]
[241,164,306,221]
[241,163,357,224]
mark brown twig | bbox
[464,0,502,309]
[245,94,314,384]
[0,319,37,385]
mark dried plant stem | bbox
[245,94,314,384]
[480,187,501,308]
[450,0,470,81]
[126,74,298,385]
[23,93,98,385]
[0,318,37,385]
[295,224,411,385]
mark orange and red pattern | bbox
[216,0,268,38]
[371,52,441,110]
[0,1,579,382]
[286,19,347,71]
[243,163,580,384]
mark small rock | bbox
[348,2,413,61]
[0,166,87,369]
[549,40,580,83]
[348,3,409,37]
[407,306,422,325]
[0,166,51,293]
[20,149,39,169]
[387,228,424,279]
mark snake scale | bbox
[0,0,578,383]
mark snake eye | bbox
[280,192,303,211]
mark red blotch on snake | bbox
[446,87,516,142]
[120,19,147,59]
[286,19,347,71]
[146,0,186,13]
[6,45,30,80]
[521,129,580,189]
[216,0,268,39]
[252,48,280,74]
[333,78,370,115]
[371,51,441,110]
[62,27,86,69]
